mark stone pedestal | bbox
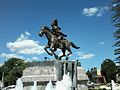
[21,60,88,90]
[55,60,78,90]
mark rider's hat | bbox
[51,19,61,30]
[51,19,58,26]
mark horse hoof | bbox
[49,53,53,56]
[55,56,58,59]
[59,57,61,60]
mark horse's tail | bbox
[71,42,80,49]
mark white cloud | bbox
[25,31,31,36]
[57,49,72,58]
[58,51,63,56]
[82,7,98,16]
[82,6,109,17]
[0,63,3,67]
[0,53,25,60]
[0,31,46,61]
[99,42,105,45]
[32,57,39,60]
[6,31,45,55]
[113,4,117,7]
[97,6,109,17]
[0,53,40,61]
[77,52,95,59]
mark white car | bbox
[3,85,16,90]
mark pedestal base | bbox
[21,60,88,90]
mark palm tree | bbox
[112,0,120,63]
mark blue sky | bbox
[0,0,116,70]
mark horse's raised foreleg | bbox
[50,49,58,59]
[44,45,53,56]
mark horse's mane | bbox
[44,26,52,32]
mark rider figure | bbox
[51,19,67,40]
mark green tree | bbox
[101,59,116,83]
[0,58,27,87]
[91,67,97,83]
[112,0,120,62]
[86,70,92,81]
[86,67,97,82]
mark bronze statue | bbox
[39,19,80,60]
[51,19,67,40]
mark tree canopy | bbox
[0,58,27,87]
[101,59,116,83]
[86,67,97,82]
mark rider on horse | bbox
[39,19,80,60]
[51,19,67,40]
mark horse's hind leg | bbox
[66,47,72,60]
[59,49,66,60]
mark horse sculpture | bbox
[39,26,80,60]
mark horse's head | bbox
[39,27,45,37]
[39,26,51,37]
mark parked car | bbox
[3,85,15,90]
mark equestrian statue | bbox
[39,19,80,60]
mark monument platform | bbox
[21,60,88,90]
